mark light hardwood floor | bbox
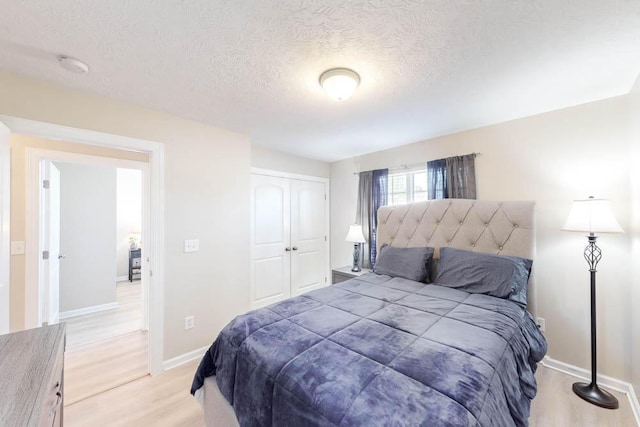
[65,330,149,405]
[530,366,636,426]
[64,361,203,427]
[64,280,148,407]
[65,281,143,349]
[63,360,637,426]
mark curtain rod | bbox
[352,152,480,176]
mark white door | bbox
[290,180,328,296]
[41,161,61,325]
[250,175,291,308]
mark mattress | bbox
[192,273,547,426]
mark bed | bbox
[191,199,547,426]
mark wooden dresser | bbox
[0,323,66,426]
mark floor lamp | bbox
[345,225,366,272]
[562,196,623,409]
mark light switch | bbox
[184,239,199,253]
[10,241,25,255]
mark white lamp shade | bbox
[320,68,360,101]
[345,224,366,243]
[562,198,623,233]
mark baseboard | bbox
[58,302,118,320]
[163,345,208,371]
[116,275,129,282]
[630,384,640,427]
[542,356,640,425]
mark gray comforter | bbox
[192,273,547,426]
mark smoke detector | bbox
[57,55,90,74]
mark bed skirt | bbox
[196,376,239,427]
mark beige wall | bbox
[2,70,251,361]
[251,144,330,178]
[330,158,360,254]
[56,162,117,312]
[331,94,636,384]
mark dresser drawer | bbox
[0,324,66,427]
[38,338,64,427]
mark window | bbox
[387,169,428,206]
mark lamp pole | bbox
[352,242,361,272]
[571,233,618,409]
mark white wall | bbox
[116,168,142,279]
[331,94,636,384]
[1,70,251,361]
[57,162,117,312]
[330,158,360,263]
[252,144,330,178]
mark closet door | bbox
[290,180,328,296]
[250,175,291,308]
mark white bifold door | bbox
[250,173,329,308]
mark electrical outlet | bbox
[184,315,195,330]
[536,317,546,333]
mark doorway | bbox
[34,151,150,405]
[35,153,149,331]
[0,113,165,378]
[41,163,146,345]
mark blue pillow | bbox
[435,247,532,306]
[374,245,434,283]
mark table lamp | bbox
[345,225,366,272]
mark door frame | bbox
[0,122,10,335]
[250,168,331,291]
[0,115,165,375]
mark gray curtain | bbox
[427,158,448,199]
[356,169,388,269]
[446,154,476,199]
[428,154,476,199]
[356,172,372,268]
[370,169,388,266]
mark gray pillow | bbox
[435,247,532,306]
[374,245,434,283]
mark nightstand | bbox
[129,248,142,281]
[332,266,371,284]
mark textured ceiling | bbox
[0,1,639,162]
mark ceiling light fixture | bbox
[319,68,360,101]
[57,55,90,74]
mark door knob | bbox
[58,254,66,260]
[285,247,291,251]
[292,247,298,251]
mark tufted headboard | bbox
[377,199,536,313]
